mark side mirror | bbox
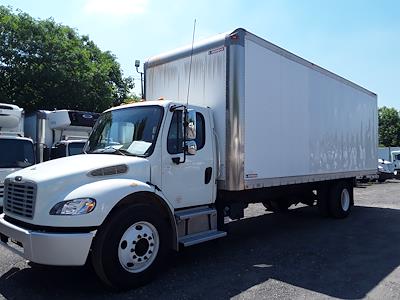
[186,140,197,155]
[185,109,196,140]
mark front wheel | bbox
[91,204,170,290]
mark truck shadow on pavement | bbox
[0,205,399,299]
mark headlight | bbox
[50,198,96,215]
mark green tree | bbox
[378,106,400,146]
[0,6,133,112]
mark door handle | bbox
[204,167,212,184]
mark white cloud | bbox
[84,0,148,16]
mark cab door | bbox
[161,108,215,209]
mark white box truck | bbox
[0,28,377,290]
[24,110,100,162]
[0,103,35,213]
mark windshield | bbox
[68,142,86,156]
[0,139,35,168]
[85,105,164,157]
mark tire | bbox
[91,204,170,290]
[328,181,353,219]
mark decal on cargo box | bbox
[245,174,258,179]
[208,46,225,55]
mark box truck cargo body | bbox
[145,28,377,191]
[0,28,377,290]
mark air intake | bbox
[89,164,128,177]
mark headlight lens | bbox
[50,198,96,215]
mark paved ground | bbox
[1,180,400,300]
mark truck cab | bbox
[0,103,35,212]
[391,150,400,173]
[0,100,219,289]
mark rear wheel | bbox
[328,181,353,218]
[91,204,170,290]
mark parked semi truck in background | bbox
[377,147,400,180]
[0,28,377,290]
[378,147,400,171]
[24,110,100,162]
[0,103,35,213]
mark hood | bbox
[3,153,152,225]
[6,154,150,183]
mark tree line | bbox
[379,107,400,147]
[0,5,134,113]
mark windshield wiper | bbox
[91,146,130,156]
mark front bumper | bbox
[378,171,394,181]
[0,214,95,266]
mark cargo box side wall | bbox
[244,36,378,189]
[145,47,228,180]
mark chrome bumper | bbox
[0,214,95,266]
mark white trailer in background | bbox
[24,110,100,162]
[0,28,377,290]
[377,147,400,178]
[378,147,400,162]
[0,103,35,212]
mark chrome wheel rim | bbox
[118,221,160,273]
[341,188,350,211]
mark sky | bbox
[1,0,399,108]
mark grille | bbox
[4,179,37,219]
[0,183,4,198]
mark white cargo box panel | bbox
[47,110,71,130]
[145,28,378,191]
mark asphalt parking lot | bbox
[1,181,400,300]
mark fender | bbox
[57,178,173,227]
[63,178,179,249]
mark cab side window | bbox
[167,111,184,154]
[194,112,205,150]
[167,111,206,154]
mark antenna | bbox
[186,19,196,107]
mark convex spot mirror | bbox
[185,140,197,155]
[185,109,196,140]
